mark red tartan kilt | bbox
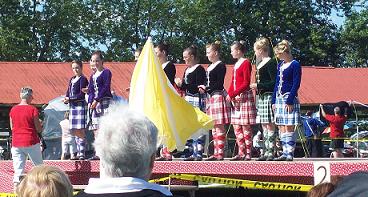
[206,93,231,125]
[231,90,257,125]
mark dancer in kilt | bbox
[87,50,113,160]
[272,40,302,161]
[227,41,257,161]
[63,60,88,160]
[175,45,207,161]
[201,41,231,161]
[250,38,278,161]
[154,42,176,161]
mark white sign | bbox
[313,161,331,185]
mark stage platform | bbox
[1,158,368,192]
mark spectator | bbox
[75,106,172,196]
[16,165,73,197]
[60,111,77,160]
[320,105,348,158]
[327,171,368,197]
[307,182,335,197]
[9,87,43,189]
[302,110,325,157]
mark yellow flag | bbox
[129,38,213,151]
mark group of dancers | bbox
[154,38,301,162]
[63,51,112,160]
[62,38,301,162]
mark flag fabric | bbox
[129,38,214,151]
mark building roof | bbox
[299,66,368,105]
[0,62,367,106]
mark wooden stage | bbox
[1,158,368,192]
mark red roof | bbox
[0,62,367,106]
[299,66,368,105]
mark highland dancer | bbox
[227,41,257,161]
[250,38,278,161]
[154,42,176,161]
[272,40,302,161]
[63,60,89,160]
[87,51,113,160]
[201,41,231,161]
[175,45,207,161]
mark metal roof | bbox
[0,62,367,106]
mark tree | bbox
[0,0,365,66]
[339,9,368,67]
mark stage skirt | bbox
[185,93,206,112]
[274,93,301,126]
[230,90,256,125]
[69,100,87,130]
[89,98,112,130]
[257,92,274,124]
[206,90,231,125]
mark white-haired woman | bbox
[75,106,172,196]
[272,40,302,161]
[9,87,43,190]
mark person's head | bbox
[95,105,158,180]
[90,50,104,71]
[307,182,335,197]
[231,40,247,59]
[16,165,73,197]
[334,106,341,115]
[254,37,271,59]
[274,40,292,60]
[327,171,368,197]
[134,47,142,61]
[206,41,221,63]
[183,45,198,65]
[154,42,169,60]
[20,86,33,103]
[71,60,83,77]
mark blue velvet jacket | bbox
[88,68,113,103]
[271,60,302,105]
[66,75,88,101]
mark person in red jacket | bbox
[227,41,257,161]
[320,104,348,158]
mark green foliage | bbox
[0,0,366,67]
[339,9,368,67]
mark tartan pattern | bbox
[206,91,231,125]
[212,129,225,158]
[264,131,276,157]
[160,146,172,160]
[257,93,274,124]
[234,127,245,157]
[274,94,301,125]
[69,101,87,129]
[230,90,257,125]
[89,98,111,130]
[184,94,206,112]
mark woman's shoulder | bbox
[241,58,251,66]
[167,61,176,67]
[291,60,301,67]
